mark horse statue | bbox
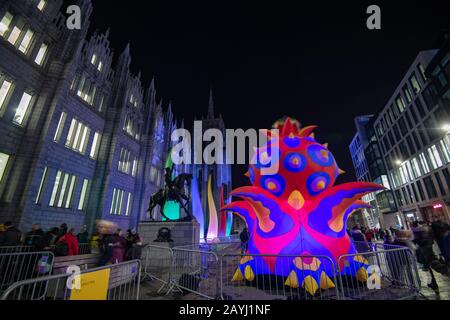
[147,167,193,222]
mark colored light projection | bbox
[221,117,384,295]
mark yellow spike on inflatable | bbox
[244,172,250,178]
[302,276,319,296]
[232,268,244,282]
[240,256,254,265]
[309,133,315,139]
[339,169,346,175]
[320,272,335,290]
[357,267,369,282]
[288,190,305,210]
[354,255,369,265]
[244,265,255,281]
[323,143,329,148]
[284,271,299,288]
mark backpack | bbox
[54,239,69,256]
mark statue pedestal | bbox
[138,219,200,247]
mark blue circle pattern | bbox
[283,136,301,148]
[306,172,331,196]
[261,175,286,197]
[307,145,335,167]
[284,153,307,173]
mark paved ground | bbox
[418,267,450,300]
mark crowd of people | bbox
[349,221,450,294]
[0,221,143,265]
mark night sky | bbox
[86,0,449,188]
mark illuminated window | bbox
[7,24,22,46]
[65,118,91,154]
[78,179,90,210]
[0,79,13,111]
[118,148,131,174]
[125,192,132,216]
[49,170,77,208]
[419,153,430,174]
[409,74,421,94]
[91,54,97,65]
[110,188,125,215]
[35,166,48,204]
[0,153,9,184]
[13,92,33,125]
[132,158,138,177]
[37,0,47,11]
[53,112,66,142]
[18,29,34,53]
[76,73,97,106]
[98,61,103,72]
[34,42,48,65]
[439,139,450,163]
[89,132,101,159]
[0,12,13,37]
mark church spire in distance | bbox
[207,87,215,119]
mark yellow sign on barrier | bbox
[70,268,111,300]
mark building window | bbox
[78,179,90,211]
[0,79,13,111]
[35,166,48,205]
[418,63,427,82]
[13,92,33,125]
[91,54,97,65]
[65,118,91,154]
[34,42,48,66]
[132,158,138,177]
[409,74,421,94]
[37,0,47,11]
[125,192,132,216]
[428,145,443,170]
[0,12,13,37]
[403,85,412,104]
[49,170,77,209]
[439,139,450,163]
[411,157,421,179]
[442,169,450,191]
[118,148,131,174]
[434,173,446,196]
[423,176,438,199]
[98,61,103,72]
[53,112,66,142]
[75,73,98,106]
[419,152,430,174]
[18,29,34,54]
[0,152,10,184]
[110,188,125,215]
[416,181,426,201]
[89,132,101,159]
[395,95,406,113]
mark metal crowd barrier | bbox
[168,247,220,299]
[0,246,34,254]
[0,260,141,300]
[141,245,174,294]
[219,254,339,300]
[0,251,55,297]
[336,247,421,300]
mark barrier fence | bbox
[0,260,141,300]
[141,242,421,300]
[0,251,54,297]
[0,243,91,255]
[220,254,340,300]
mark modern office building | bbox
[350,115,398,229]
[0,0,180,232]
[354,48,450,227]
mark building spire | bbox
[207,87,215,119]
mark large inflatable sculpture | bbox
[222,117,384,295]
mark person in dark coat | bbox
[38,227,59,251]
[125,229,143,260]
[240,228,250,254]
[24,224,45,248]
[413,221,439,294]
[77,225,89,244]
[0,221,22,246]
[55,223,68,243]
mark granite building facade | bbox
[0,0,179,232]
